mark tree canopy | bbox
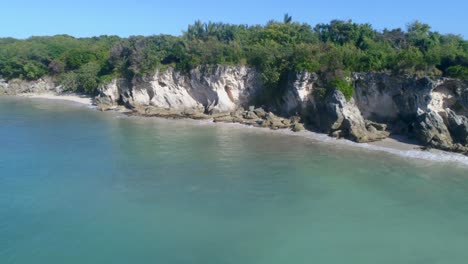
[0,17,467,95]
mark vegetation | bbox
[0,17,467,96]
[330,78,354,101]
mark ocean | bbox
[1,96,468,264]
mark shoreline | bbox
[123,112,468,166]
[18,92,95,106]
[237,121,468,165]
[7,93,468,166]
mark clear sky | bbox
[2,0,467,38]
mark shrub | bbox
[59,62,101,94]
[22,62,47,80]
[330,78,354,101]
[446,65,468,80]
[1,18,468,96]
[59,72,79,91]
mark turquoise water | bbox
[1,97,468,264]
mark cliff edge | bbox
[2,66,467,155]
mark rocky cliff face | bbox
[0,77,56,95]
[353,73,468,120]
[353,73,468,152]
[278,71,390,143]
[97,65,261,114]
[280,71,318,116]
[2,65,467,154]
[96,66,468,151]
[280,71,468,152]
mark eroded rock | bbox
[445,109,468,145]
[310,89,389,143]
[0,78,55,95]
[97,66,262,114]
[413,109,453,149]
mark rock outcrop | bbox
[354,73,467,120]
[274,71,467,151]
[277,72,390,142]
[413,109,454,150]
[96,65,261,114]
[306,89,389,142]
[2,65,467,154]
[0,77,56,95]
[352,73,468,153]
[96,67,392,141]
[280,71,318,116]
[445,109,468,145]
[211,106,308,132]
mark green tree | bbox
[283,13,292,24]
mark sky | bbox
[1,0,467,39]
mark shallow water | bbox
[1,97,468,264]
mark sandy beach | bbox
[19,92,94,106]
[367,135,421,151]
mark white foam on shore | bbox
[152,117,468,167]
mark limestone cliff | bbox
[0,77,56,95]
[278,71,390,143]
[95,66,468,152]
[96,65,261,114]
[279,71,468,152]
[353,73,468,152]
[2,65,467,154]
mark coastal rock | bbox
[310,89,389,143]
[445,108,468,145]
[280,71,317,115]
[413,109,453,149]
[0,78,55,95]
[291,122,305,132]
[128,105,211,120]
[261,112,290,129]
[253,108,267,119]
[95,96,115,111]
[353,73,437,121]
[130,70,203,110]
[242,110,258,120]
[365,120,387,131]
[96,78,127,108]
[190,66,262,113]
[97,65,262,114]
[3,66,467,155]
[353,73,468,121]
[212,107,297,130]
[353,73,468,151]
[0,79,8,94]
[435,79,468,116]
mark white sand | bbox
[19,92,94,106]
[367,135,421,151]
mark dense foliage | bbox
[1,17,467,95]
[330,78,354,101]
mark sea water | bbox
[1,97,468,264]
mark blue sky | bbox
[2,0,467,38]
